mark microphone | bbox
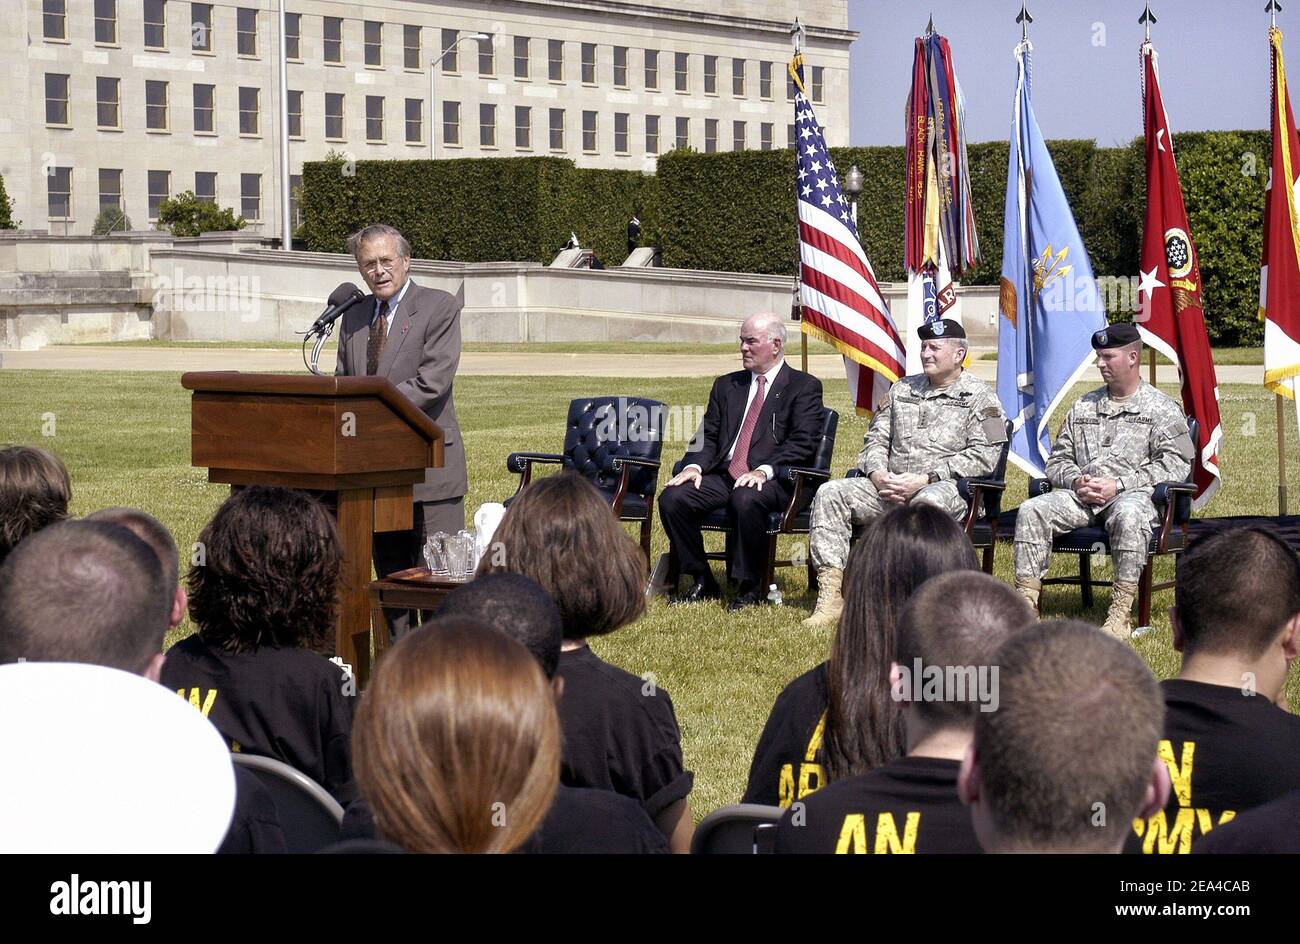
[304,283,365,335]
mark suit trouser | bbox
[374,496,466,638]
[658,473,791,585]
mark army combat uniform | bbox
[808,371,1008,572]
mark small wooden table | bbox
[363,568,473,684]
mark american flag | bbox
[792,55,906,416]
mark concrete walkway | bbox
[0,345,1267,384]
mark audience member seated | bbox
[338,573,668,854]
[479,472,695,852]
[0,444,71,567]
[353,618,560,854]
[773,572,1035,853]
[160,486,358,805]
[1193,789,1300,854]
[743,504,978,808]
[958,620,1171,853]
[1128,527,1300,854]
[87,506,188,636]
[0,518,284,853]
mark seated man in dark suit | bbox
[658,313,825,611]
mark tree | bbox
[156,190,246,237]
[0,172,15,229]
[92,206,131,235]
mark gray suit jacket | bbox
[335,278,468,503]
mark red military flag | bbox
[1262,27,1300,417]
[1137,41,1222,509]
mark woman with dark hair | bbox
[742,503,978,806]
[0,445,71,566]
[354,618,561,854]
[479,472,695,852]
[160,486,357,803]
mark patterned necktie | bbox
[366,300,390,376]
[728,374,767,479]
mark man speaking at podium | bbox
[335,224,466,635]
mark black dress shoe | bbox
[670,575,721,605]
[727,587,766,612]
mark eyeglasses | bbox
[360,257,401,274]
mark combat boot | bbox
[1014,575,1041,614]
[802,567,844,628]
[1102,581,1139,640]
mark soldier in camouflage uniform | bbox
[1013,323,1194,639]
[803,319,1007,628]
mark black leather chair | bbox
[666,407,838,592]
[506,396,665,559]
[232,754,343,854]
[1026,418,1199,626]
[690,803,783,854]
[844,420,1013,575]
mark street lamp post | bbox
[430,32,491,160]
[844,164,863,231]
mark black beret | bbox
[918,318,966,341]
[1091,323,1141,350]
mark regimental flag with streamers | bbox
[1262,26,1300,420]
[1138,42,1223,510]
[793,53,905,416]
[904,30,978,372]
[997,40,1108,476]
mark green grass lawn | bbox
[1,369,1297,818]
[981,347,1264,365]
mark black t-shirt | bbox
[743,662,829,808]
[1193,789,1300,854]
[772,755,981,854]
[339,786,669,854]
[217,767,288,855]
[555,645,693,819]
[1128,679,1300,854]
[160,635,358,805]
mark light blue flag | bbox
[997,42,1107,476]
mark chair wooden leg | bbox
[1079,553,1094,609]
[1138,560,1154,627]
[982,544,994,576]
[640,514,652,562]
[764,534,778,592]
[807,557,818,593]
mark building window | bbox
[94,0,117,44]
[241,173,260,221]
[614,112,628,154]
[514,36,529,79]
[613,47,628,87]
[48,167,72,219]
[364,21,382,67]
[289,173,302,229]
[405,98,422,143]
[674,115,688,150]
[787,68,796,102]
[581,43,596,84]
[441,29,458,72]
[644,49,659,90]
[366,95,384,142]
[515,105,530,149]
[443,100,460,145]
[582,110,597,152]
[645,115,659,154]
[549,108,564,150]
[238,87,259,135]
[97,77,121,129]
[99,168,123,213]
[404,25,420,70]
[704,118,717,152]
[732,120,745,151]
[43,0,67,41]
[146,80,169,130]
[324,16,343,64]
[760,122,773,150]
[285,12,301,60]
[478,35,494,76]
[548,39,563,81]
[812,66,825,104]
[788,123,796,148]
[191,3,212,52]
[143,0,166,49]
[44,74,70,126]
[760,61,774,99]
[674,52,688,92]
[732,58,745,97]
[325,93,345,140]
[287,90,303,138]
[704,55,717,95]
[480,103,496,147]
[193,83,214,133]
[237,7,257,57]
[148,170,170,220]
[195,171,216,203]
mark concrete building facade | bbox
[2,0,854,240]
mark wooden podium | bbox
[180,372,443,682]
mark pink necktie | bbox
[728,374,767,479]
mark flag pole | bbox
[791,17,808,373]
[1279,393,1288,515]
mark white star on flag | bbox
[1138,266,1165,298]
